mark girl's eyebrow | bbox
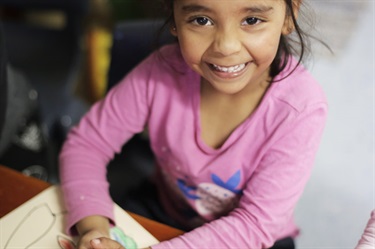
[244,6,274,14]
[181,4,211,13]
[180,4,274,14]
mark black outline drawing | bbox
[4,203,68,249]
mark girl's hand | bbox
[85,235,152,249]
[77,229,110,249]
[89,237,125,249]
[75,215,111,249]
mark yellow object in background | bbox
[86,25,112,102]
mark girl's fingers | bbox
[90,237,125,249]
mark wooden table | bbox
[0,165,184,242]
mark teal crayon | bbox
[110,226,138,249]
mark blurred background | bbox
[0,0,373,248]
[0,0,163,183]
[295,1,374,248]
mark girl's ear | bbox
[170,24,178,37]
[282,0,302,35]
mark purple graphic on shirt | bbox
[177,170,242,218]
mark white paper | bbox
[0,185,159,249]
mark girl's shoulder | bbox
[124,43,193,85]
[151,43,191,74]
[270,57,327,113]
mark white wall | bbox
[295,1,374,248]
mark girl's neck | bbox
[199,74,272,149]
[200,72,272,103]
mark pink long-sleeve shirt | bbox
[59,44,328,248]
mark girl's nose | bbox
[212,28,242,56]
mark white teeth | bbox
[212,63,246,73]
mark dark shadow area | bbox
[106,19,174,201]
[0,1,89,183]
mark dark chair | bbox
[107,19,174,90]
[0,23,7,135]
[0,0,89,146]
[0,21,53,181]
[0,1,89,182]
[105,19,175,202]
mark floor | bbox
[294,1,374,248]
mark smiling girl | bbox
[59,0,328,248]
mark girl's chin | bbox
[203,79,250,95]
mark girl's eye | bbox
[242,17,262,26]
[192,17,213,26]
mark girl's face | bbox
[172,0,293,95]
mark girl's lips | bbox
[211,63,246,73]
[208,62,249,78]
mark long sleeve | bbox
[356,210,375,249]
[153,101,328,249]
[59,55,154,235]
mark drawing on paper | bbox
[3,203,73,249]
[0,186,159,249]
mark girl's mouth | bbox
[207,62,249,79]
[210,63,247,73]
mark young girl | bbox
[59,0,328,248]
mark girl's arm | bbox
[76,215,110,237]
[59,54,154,235]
